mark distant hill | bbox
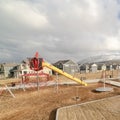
[78,52,120,65]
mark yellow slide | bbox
[42,62,87,86]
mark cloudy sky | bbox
[0,0,120,63]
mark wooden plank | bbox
[66,107,78,120]
[81,103,106,120]
[57,108,68,120]
[94,98,120,120]
[74,106,88,120]
[5,85,15,98]
[56,96,120,120]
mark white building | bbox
[91,64,97,73]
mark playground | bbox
[0,81,120,120]
[0,53,120,120]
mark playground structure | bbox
[42,62,87,86]
[29,52,87,86]
[25,51,87,91]
[21,72,51,90]
[0,52,87,98]
[1,52,120,98]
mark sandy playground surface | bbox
[0,82,120,120]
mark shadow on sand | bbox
[49,108,57,120]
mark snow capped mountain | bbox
[78,51,120,64]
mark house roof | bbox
[2,63,18,67]
[53,60,70,66]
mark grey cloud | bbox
[0,0,120,63]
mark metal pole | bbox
[103,70,106,88]
[37,71,39,91]
[20,76,25,91]
[56,73,59,93]
[54,72,59,93]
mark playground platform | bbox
[56,95,120,120]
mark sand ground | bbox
[0,82,120,120]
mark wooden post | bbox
[5,85,15,98]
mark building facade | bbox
[53,60,79,74]
[0,63,19,78]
